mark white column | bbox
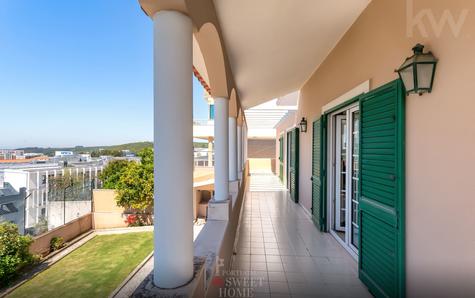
[242,125,245,170]
[153,10,193,288]
[228,117,238,181]
[243,124,248,168]
[25,172,30,228]
[36,172,40,221]
[214,97,229,201]
[237,125,242,175]
[45,171,48,219]
[243,125,247,169]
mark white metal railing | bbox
[193,119,214,126]
[193,148,214,167]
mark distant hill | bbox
[18,141,208,156]
[17,142,154,156]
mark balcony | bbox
[193,148,214,168]
[193,119,214,140]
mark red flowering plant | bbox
[124,214,148,227]
[124,214,139,226]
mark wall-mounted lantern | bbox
[396,43,438,96]
[299,117,308,133]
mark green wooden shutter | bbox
[289,128,299,203]
[286,131,291,189]
[311,117,327,231]
[359,80,405,298]
[279,136,284,182]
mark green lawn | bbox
[8,232,153,298]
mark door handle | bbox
[310,177,313,181]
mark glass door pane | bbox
[334,115,347,232]
[350,110,360,249]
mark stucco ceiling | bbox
[213,0,371,109]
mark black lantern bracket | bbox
[396,43,438,96]
[299,117,308,133]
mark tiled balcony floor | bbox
[229,174,371,298]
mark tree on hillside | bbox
[91,149,122,157]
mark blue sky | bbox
[0,0,207,149]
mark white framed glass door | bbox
[334,115,347,232]
[329,104,360,256]
[348,107,359,253]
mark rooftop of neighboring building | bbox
[0,182,19,197]
[0,156,49,164]
[0,159,105,172]
[0,162,63,171]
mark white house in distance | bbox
[0,161,104,233]
[0,149,25,160]
[54,150,74,157]
[0,181,26,235]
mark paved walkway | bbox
[230,174,371,298]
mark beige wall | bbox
[193,167,214,183]
[280,0,475,295]
[93,189,124,213]
[30,214,92,256]
[92,189,128,229]
[248,158,275,174]
[94,184,216,225]
[247,139,277,174]
[248,139,276,158]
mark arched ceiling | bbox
[228,88,238,117]
[140,0,239,99]
[213,0,371,109]
[194,22,229,98]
